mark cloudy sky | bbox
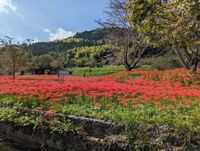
[0,0,108,42]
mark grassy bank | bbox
[1,95,200,150]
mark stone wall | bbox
[0,103,132,151]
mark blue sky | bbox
[0,0,108,42]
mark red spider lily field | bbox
[1,68,200,150]
[1,69,200,108]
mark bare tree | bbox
[98,0,147,71]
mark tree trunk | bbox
[122,50,132,71]
[190,59,199,73]
[122,48,144,71]
[12,60,16,79]
[174,49,190,69]
[12,71,15,79]
[124,63,132,71]
[12,70,15,79]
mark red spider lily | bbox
[0,69,199,109]
[132,104,139,109]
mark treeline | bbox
[74,28,108,41]
[29,38,100,55]
[30,45,120,69]
[0,41,121,76]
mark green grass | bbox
[0,106,78,134]
[55,97,200,136]
[1,95,200,135]
[65,66,123,76]
[1,95,200,149]
[135,65,152,70]
[65,65,152,77]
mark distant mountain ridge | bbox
[29,28,108,55]
[74,28,108,41]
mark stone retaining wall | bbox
[0,103,132,151]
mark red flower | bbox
[0,68,199,110]
[133,104,139,109]
[34,107,43,111]
[185,100,192,107]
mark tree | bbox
[72,45,118,67]
[49,52,69,72]
[98,0,147,71]
[31,54,52,72]
[0,36,29,78]
[0,50,5,75]
[127,0,200,73]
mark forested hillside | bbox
[29,28,108,55]
[74,28,108,41]
[23,28,121,69]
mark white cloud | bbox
[48,28,75,41]
[44,28,50,33]
[0,0,16,14]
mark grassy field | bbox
[65,65,152,77]
[65,66,124,76]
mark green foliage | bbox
[1,95,200,136]
[1,94,200,149]
[0,107,19,122]
[71,45,119,67]
[29,37,96,55]
[49,97,200,137]
[0,95,20,105]
[74,28,108,41]
[29,28,108,56]
[127,0,200,71]
[52,96,200,149]
[65,65,152,77]
[66,66,123,77]
[58,37,90,43]
[0,44,30,77]
[127,0,200,47]
[0,106,77,134]
[26,29,120,69]
[33,54,52,67]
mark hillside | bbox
[26,28,171,69]
[26,28,121,68]
[74,28,108,41]
[29,28,108,55]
